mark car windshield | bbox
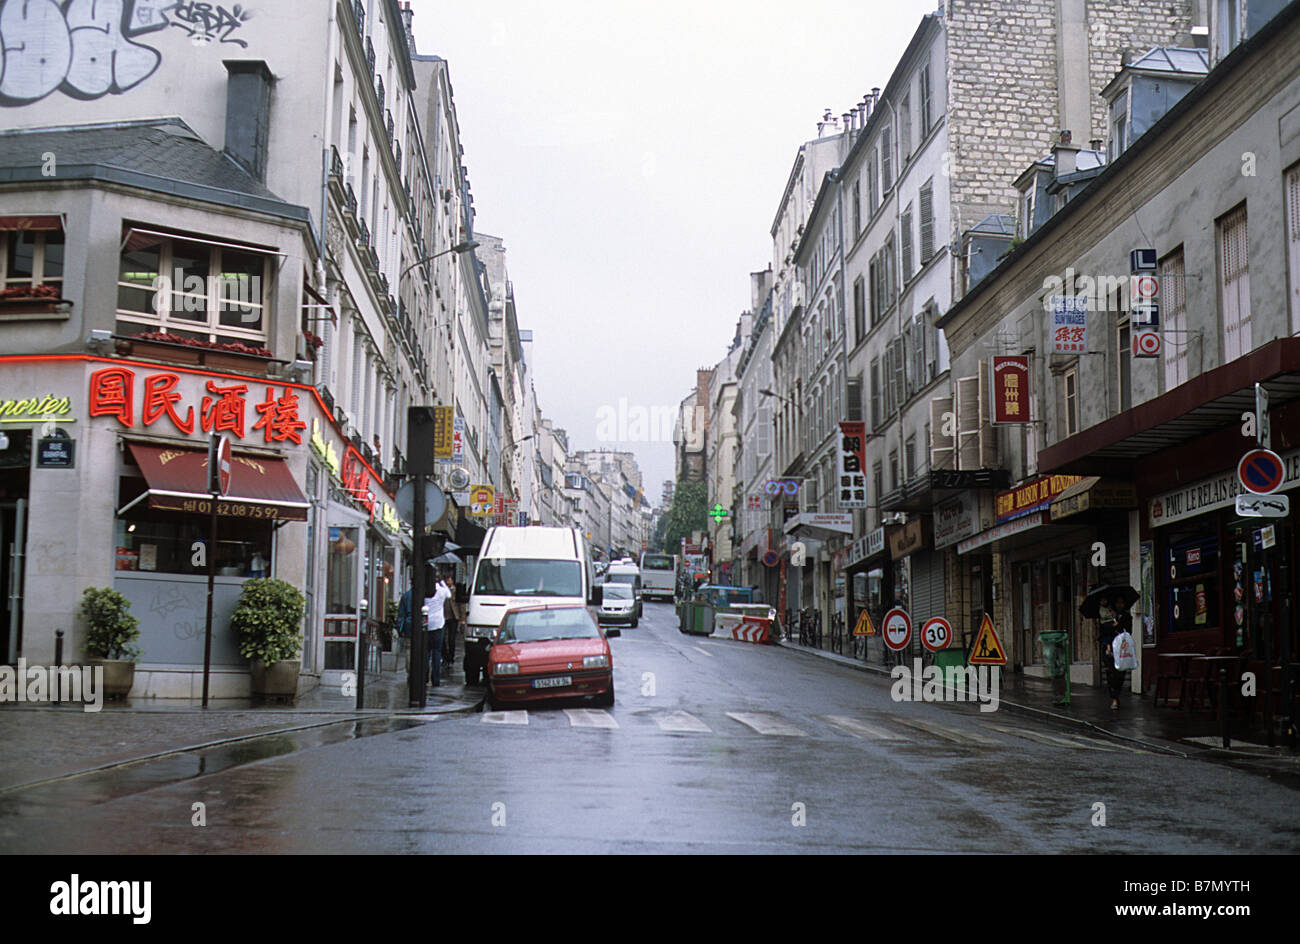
[474,559,583,597]
[606,572,636,584]
[499,608,600,642]
[603,584,633,599]
[641,555,674,570]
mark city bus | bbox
[639,552,677,601]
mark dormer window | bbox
[1109,90,1129,162]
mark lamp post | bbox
[397,241,475,709]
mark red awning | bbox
[127,443,310,522]
[0,215,62,231]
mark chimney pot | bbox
[1090,138,1103,151]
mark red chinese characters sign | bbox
[89,367,306,445]
[991,356,1030,424]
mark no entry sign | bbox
[882,607,912,651]
[921,617,952,652]
[1238,448,1285,495]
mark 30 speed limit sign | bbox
[921,617,952,652]
[882,607,912,651]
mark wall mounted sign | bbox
[36,436,75,468]
[1049,296,1087,354]
[0,394,73,424]
[995,474,1084,523]
[990,356,1029,424]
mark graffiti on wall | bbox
[0,0,252,106]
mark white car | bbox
[597,583,639,627]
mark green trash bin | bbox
[933,648,966,674]
[1038,631,1069,679]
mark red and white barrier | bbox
[710,613,773,644]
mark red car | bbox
[487,604,617,710]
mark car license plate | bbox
[533,676,571,689]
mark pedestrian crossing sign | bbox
[968,614,1007,665]
[853,610,876,636]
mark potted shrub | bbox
[231,578,305,701]
[80,587,141,699]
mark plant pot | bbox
[87,658,135,700]
[249,659,300,700]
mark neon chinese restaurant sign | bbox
[88,366,306,444]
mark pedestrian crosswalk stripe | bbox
[726,711,808,737]
[565,708,619,729]
[982,723,1115,751]
[653,710,712,733]
[481,711,528,725]
[822,715,912,741]
[890,717,1005,745]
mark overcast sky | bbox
[411,0,941,503]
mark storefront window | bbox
[115,478,272,576]
[326,526,359,613]
[1167,535,1220,633]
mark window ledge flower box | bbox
[114,332,288,373]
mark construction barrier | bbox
[710,612,773,644]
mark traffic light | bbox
[407,406,436,474]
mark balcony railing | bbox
[352,0,364,35]
[394,141,401,172]
[385,110,394,141]
[358,218,370,248]
[329,146,343,179]
[365,37,375,75]
[376,74,385,110]
[344,184,357,219]
[378,272,389,297]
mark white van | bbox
[463,526,599,685]
[603,562,643,621]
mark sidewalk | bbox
[0,644,484,792]
[777,637,1300,775]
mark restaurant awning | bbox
[125,442,309,521]
[1039,337,1300,474]
[1049,476,1138,521]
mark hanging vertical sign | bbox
[1049,296,1087,354]
[837,421,868,508]
[990,356,1029,424]
[433,405,454,460]
[451,415,466,464]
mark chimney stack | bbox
[400,2,416,55]
[223,60,275,183]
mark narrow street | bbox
[3,602,1295,854]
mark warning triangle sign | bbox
[853,610,876,636]
[968,614,1007,665]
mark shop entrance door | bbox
[2,499,27,663]
[323,522,364,677]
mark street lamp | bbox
[758,387,793,405]
[399,239,480,286]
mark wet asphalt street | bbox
[2,601,1298,853]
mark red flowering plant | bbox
[133,331,272,358]
[0,283,61,300]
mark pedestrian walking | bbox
[442,575,465,667]
[423,568,452,688]
[1097,594,1134,710]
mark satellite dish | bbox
[448,467,470,490]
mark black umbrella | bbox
[1079,583,1139,620]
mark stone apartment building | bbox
[938,0,1299,687]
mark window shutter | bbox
[978,358,999,468]
[919,180,934,263]
[881,127,893,192]
[1219,205,1250,361]
[847,376,863,422]
[1288,166,1300,334]
[871,357,882,428]
[930,395,955,470]
[1161,249,1188,389]
[892,337,906,411]
[901,209,914,280]
[956,375,980,469]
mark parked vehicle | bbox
[639,552,677,601]
[487,604,616,709]
[604,562,642,619]
[598,583,639,627]
[464,526,600,686]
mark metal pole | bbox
[1219,665,1231,749]
[409,471,427,708]
[201,491,218,708]
[355,608,366,710]
[54,629,63,703]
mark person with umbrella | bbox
[1080,584,1138,710]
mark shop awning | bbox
[1040,337,1300,474]
[1049,476,1138,521]
[125,442,309,521]
[454,514,487,552]
[783,512,854,536]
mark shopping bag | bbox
[1112,630,1138,670]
